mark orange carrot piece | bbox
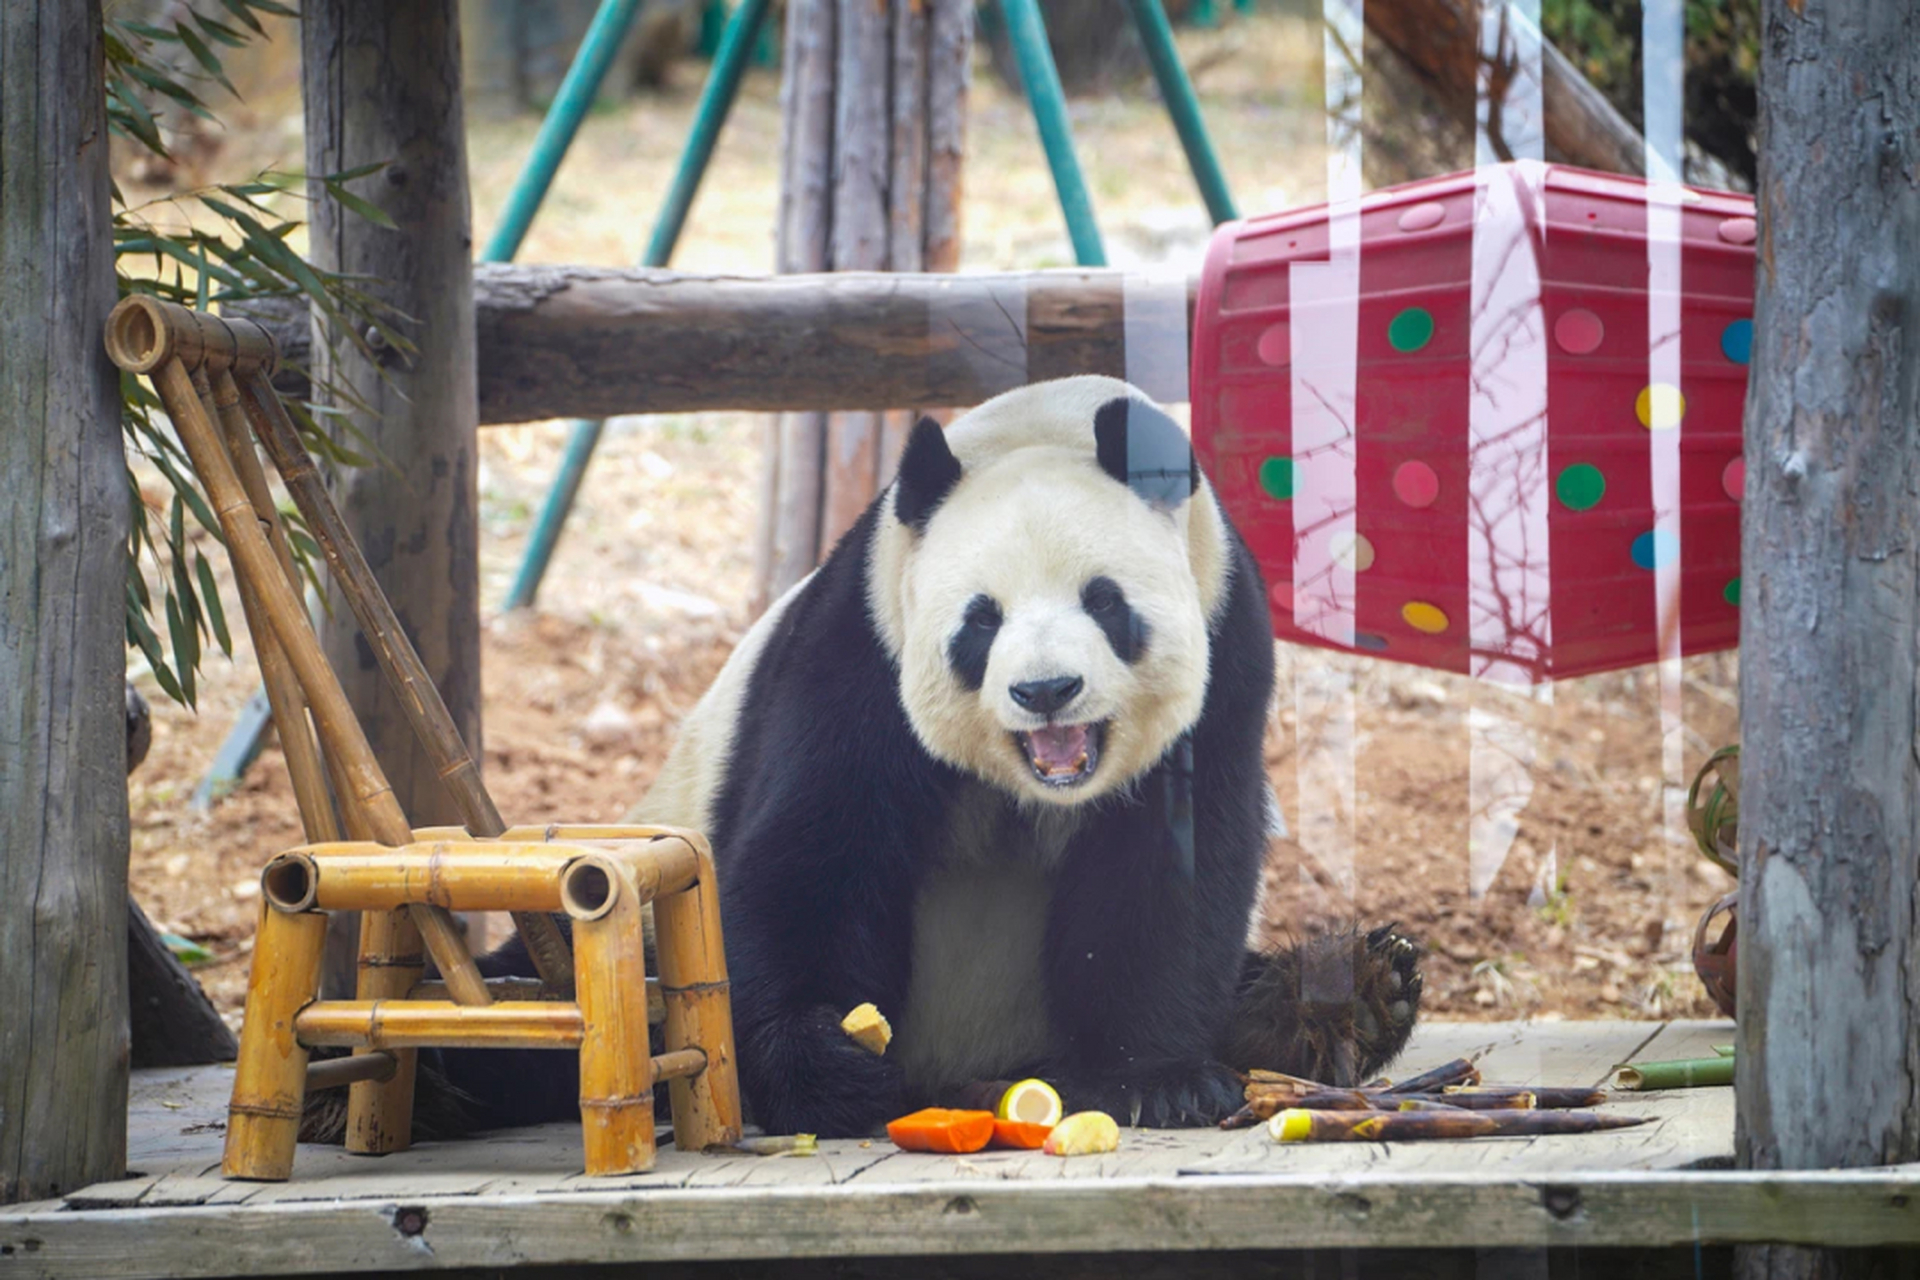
[886,1108,996,1153]
[990,1119,1053,1150]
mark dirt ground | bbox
[121,10,1738,1029]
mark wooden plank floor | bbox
[6,1019,1919,1278]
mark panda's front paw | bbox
[1078,1058,1244,1128]
[740,1006,908,1139]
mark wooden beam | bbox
[0,0,131,1205]
[472,265,1191,423]
[127,899,236,1069]
[1362,0,1646,176]
[1735,3,1920,1278]
[302,0,484,1001]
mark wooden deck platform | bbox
[4,1019,1917,1278]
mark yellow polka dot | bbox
[1330,531,1376,572]
[1636,383,1686,430]
[1402,601,1449,634]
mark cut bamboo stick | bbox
[1270,1108,1650,1143]
[222,902,326,1180]
[264,843,577,913]
[651,1048,708,1084]
[295,1000,586,1050]
[651,835,743,1151]
[1612,1056,1735,1090]
[235,368,574,993]
[1445,1085,1607,1109]
[305,1050,398,1092]
[104,294,277,378]
[1377,1058,1482,1094]
[572,858,657,1175]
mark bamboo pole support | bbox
[236,368,574,993]
[222,903,327,1181]
[198,367,341,846]
[565,853,658,1175]
[651,834,742,1150]
[262,839,695,913]
[296,1000,587,1050]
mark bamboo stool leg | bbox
[652,838,743,1151]
[346,907,424,1153]
[564,855,657,1175]
[222,902,327,1180]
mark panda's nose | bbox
[1009,675,1084,716]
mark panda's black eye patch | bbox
[949,594,1001,690]
[1082,576,1148,664]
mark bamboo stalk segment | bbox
[305,1050,398,1092]
[346,908,423,1151]
[296,1000,586,1050]
[267,843,574,913]
[222,903,326,1181]
[199,367,341,846]
[572,859,657,1175]
[234,368,574,993]
[651,1048,708,1084]
[652,835,742,1151]
[104,294,277,378]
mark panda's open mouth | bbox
[1015,721,1106,787]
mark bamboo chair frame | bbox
[104,297,741,1179]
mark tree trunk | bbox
[1362,0,1646,176]
[0,0,131,1204]
[127,899,237,1069]
[304,0,482,992]
[756,0,974,608]
[1735,3,1920,1277]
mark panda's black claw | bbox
[1228,923,1425,1086]
[1078,1059,1244,1128]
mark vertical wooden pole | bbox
[0,0,131,1204]
[303,0,482,840]
[1736,5,1920,1278]
[755,0,974,608]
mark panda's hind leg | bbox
[1225,924,1423,1086]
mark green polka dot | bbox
[1388,307,1435,353]
[1724,577,1741,606]
[1555,463,1606,511]
[1259,456,1294,500]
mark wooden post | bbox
[1735,5,1920,1278]
[756,0,975,608]
[303,0,482,850]
[0,0,131,1205]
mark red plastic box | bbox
[1192,161,1754,683]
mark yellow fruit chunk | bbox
[839,1002,892,1056]
[996,1078,1064,1127]
[1041,1110,1120,1157]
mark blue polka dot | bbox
[1721,318,1752,365]
[1631,529,1680,570]
[1354,632,1389,651]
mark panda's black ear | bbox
[894,415,962,533]
[1094,396,1197,511]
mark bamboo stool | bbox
[103,297,741,1179]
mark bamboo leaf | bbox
[191,12,250,47]
[217,0,267,34]
[127,591,185,705]
[324,180,398,231]
[194,552,233,656]
[244,0,300,18]
[174,20,239,97]
[164,590,198,707]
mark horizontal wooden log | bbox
[471,265,1195,422]
[243,267,1195,422]
[294,1000,585,1050]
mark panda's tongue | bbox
[1026,724,1089,773]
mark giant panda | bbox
[440,376,1421,1138]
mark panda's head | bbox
[867,377,1231,807]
